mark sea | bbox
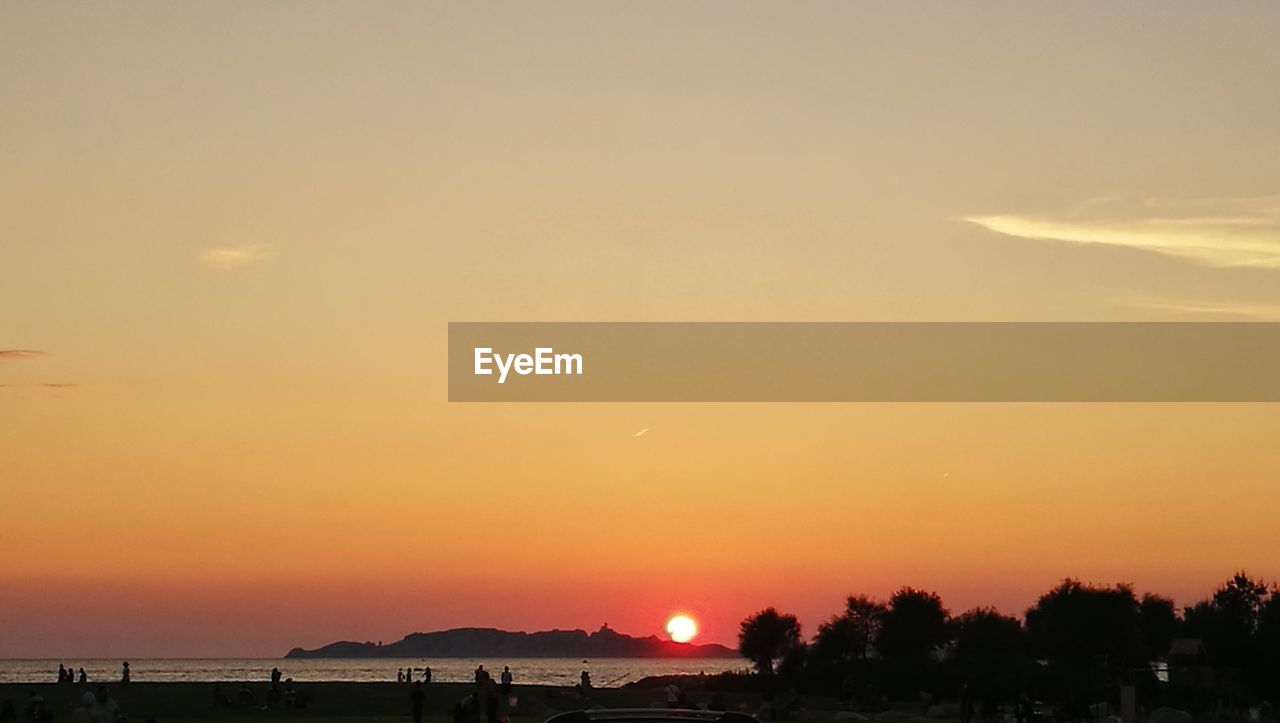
[0,658,745,686]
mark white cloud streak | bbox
[201,245,272,269]
[964,195,1280,268]
[1128,297,1280,321]
[0,350,48,360]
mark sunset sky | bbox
[3,1,1280,658]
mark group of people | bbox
[53,663,130,686]
[397,667,432,684]
[69,688,123,723]
[211,668,308,711]
[54,666,87,685]
[5,686,124,723]
[441,665,518,723]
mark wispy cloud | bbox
[201,245,271,269]
[1128,297,1280,321]
[0,382,81,391]
[0,349,48,360]
[963,195,1280,268]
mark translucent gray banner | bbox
[448,323,1280,402]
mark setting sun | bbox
[665,615,698,644]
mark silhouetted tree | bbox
[875,587,949,695]
[739,608,802,675]
[1258,589,1280,698]
[814,595,887,664]
[1139,593,1179,660]
[1182,573,1264,675]
[1025,579,1147,670]
[809,595,889,696]
[736,573,1280,704]
[876,587,950,665]
[776,641,810,689]
[950,607,1029,697]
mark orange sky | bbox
[3,2,1280,657]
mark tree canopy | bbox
[738,607,803,675]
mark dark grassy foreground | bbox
[0,682,834,723]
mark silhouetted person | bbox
[467,693,481,723]
[423,667,432,684]
[70,693,95,723]
[480,675,498,723]
[93,686,119,723]
[57,666,67,685]
[23,692,42,721]
[580,670,591,690]
[410,682,425,723]
[474,665,486,684]
[451,696,471,723]
[119,662,130,684]
[500,667,512,696]
[961,683,975,723]
[784,690,805,719]
[76,669,86,685]
[398,669,405,683]
[1015,694,1033,723]
[271,667,282,684]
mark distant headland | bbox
[284,625,740,659]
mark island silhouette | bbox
[285,624,739,659]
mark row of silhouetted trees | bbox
[737,573,1280,708]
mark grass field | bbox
[0,681,854,723]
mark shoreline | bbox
[0,681,824,723]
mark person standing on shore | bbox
[500,667,512,696]
[410,682,425,723]
[77,668,87,684]
[481,672,498,723]
[119,662,130,684]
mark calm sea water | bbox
[0,658,744,686]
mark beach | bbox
[0,659,742,686]
[0,681,843,723]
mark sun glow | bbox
[666,614,698,643]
